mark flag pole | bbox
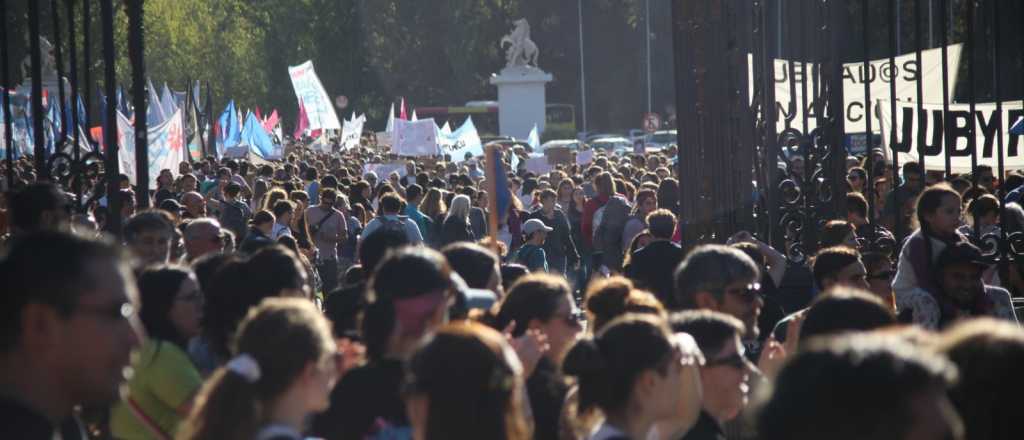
[485,143,500,255]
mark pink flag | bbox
[293,100,309,139]
[255,106,263,122]
[399,98,407,120]
[262,110,280,133]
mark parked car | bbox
[540,139,582,151]
[643,130,678,151]
[590,137,633,156]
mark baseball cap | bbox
[936,241,990,270]
[523,218,554,235]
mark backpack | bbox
[378,215,409,236]
[219,200,251,241]
[592,195,630,252]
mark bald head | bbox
[183,218,224,260]
[181,191,206,218]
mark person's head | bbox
[404,322,530,440]
[522,218,553,245]
[181,174,199,193]
[670,310,753,423]
[137,265,203,348]
[902,161,925,191]
[563,315,692,428]
[646,209,677,240]
[965,194,999,229]
[224,182,242,201]
[799,287,895,345]
[657,179,679,210]
[934,241,989,310]
[757,334,962,440]
[442,242,502,295]
[914,183,962,237]
[364,247,455,361]
[861,252,896,308]
[935,318,1024,440]
[497,274,582,364]
[123,210,176,267]
[446,194,471,221]
[406,184,424,204]
[183,218,226,261]
[820,219,858,249]
[674,245,762,339]
[538,188,558,212]
[846,192,869,224]
[272,200,295,224]
[250,210,275,236]
[847,166,867,190]
[0,231,142,418]
[585,277,666,333]
[634,188,658,217]
[179,298,338,440]
[204,245,309,360]
[811,246,869,291]
[8,182,71,234]
[379,193,403,215]
[974,164,995,190]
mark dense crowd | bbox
[0,137,1021,440]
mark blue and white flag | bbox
[161,83,178,117]
[440,116,483,163]
[217,100,241,153]
[287,60,341,131]
[240,111,276,158]
[147,78,166,125]
[118,109,185,189]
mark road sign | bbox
[643,112,661,133]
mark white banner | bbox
[363,162,408,179]
[341,114,365,150]
[576,149,595,166]
[118,109,186,189]
[393,118,439,157]
[525,155,552,174]
[877,100,1024,172]
[439,117,483,162]
[748,44,962,134]
[288,60,341,131]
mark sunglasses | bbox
[867,270,895,281]
[705,352,749,370]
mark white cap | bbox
[523,218,553,235]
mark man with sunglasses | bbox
[674,245,764,342]
[671,310,758,440]
[0,231,142,439]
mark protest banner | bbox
[341,114,366,150]
[393,118,439,157]
[576,149,595,166]
[363,162,408,179]
[288,61,342,131]
[525,155,553,174]
[118,109,186,189]
[877,100,1024,172]
[439,117,484,163]
[544,146,573,165]
[748,44,962,134]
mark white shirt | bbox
[271,222,293,240]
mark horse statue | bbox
[500,19,539,69]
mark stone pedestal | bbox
[489,66,553,141]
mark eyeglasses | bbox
[719,283,762,302]
[705,352,749,370]
[867,270,895,281]
[76,301,135,321]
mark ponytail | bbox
[177,369,262,440]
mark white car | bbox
[540,139,582,151]
[643,130,678,151]
[590,137,633,156]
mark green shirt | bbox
[111,339,202,440]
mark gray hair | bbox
[674,244,760,309]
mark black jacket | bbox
[529,208,580,270]
[441,215,475,246]
[624,240,685,309]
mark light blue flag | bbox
[218,100,241,150]
[147,78,166,125]
[444,116,484,163]
[527,124,540,151]
[161,83,178,118]
[240,111,274,158]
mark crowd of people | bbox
[0,137,1022,440]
